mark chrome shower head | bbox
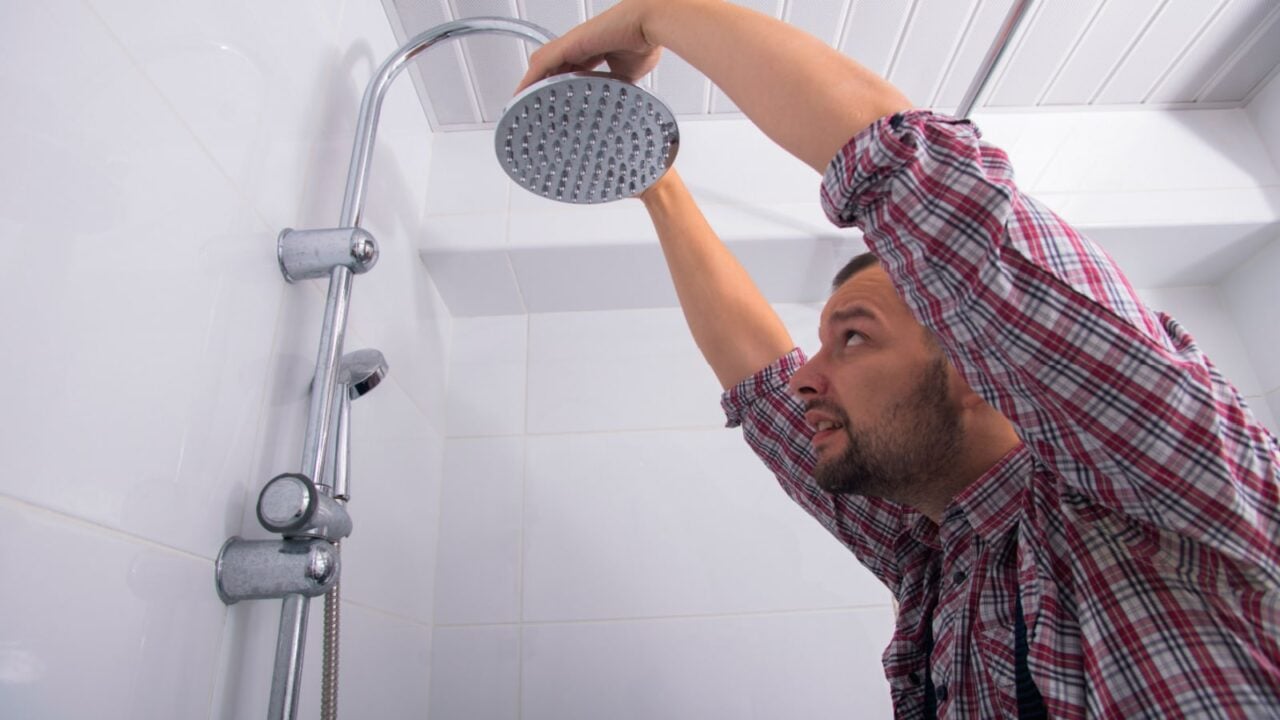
[497,71,679,204]
[337,348,388,400]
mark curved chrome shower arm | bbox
[340,17,556,227]
[268,18,556,720]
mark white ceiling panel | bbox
[931,0,1018,108]
[451,0,526,122]
[988,0,1106,107]
[1201,7,1280,102]
[1095,0,1223,105]
[382,0,1280,130]
[1041,0,1163,105]
[888,0,980,107]
[839,0,914,78]
[653,53,711,115]
[783,0,852,46]
[519,0,586,35]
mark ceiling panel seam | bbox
[927,0,984,109]
[1242,62,1280,105]
[1087,0,1171,105]
[1033,0,1108,106]
[446,0,489,123]
[1140,0,1231,104]
[832,0,858,55]
[1195,2,1280,102]
[981,0,1048,109]
[882,0,922,81]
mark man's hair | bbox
[831,252,881,291]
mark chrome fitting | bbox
[277,227,379,282]
[215,537,340,604]
[257,473,353,541]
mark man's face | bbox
[788,265,964,502]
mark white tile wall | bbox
[446,315,529,437]
[0,498,225,719]
[435,437,526,625]
[522,429,890,622]
[525,308,724,432]
[429,625,522,720]
[521,608,896,720]
[1220,237,1280,394]
[1,0,447,717]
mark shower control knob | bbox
[257,473,316,533]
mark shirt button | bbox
[952,570,967,586]
[936,683,949,703]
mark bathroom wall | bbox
[0,1,448,717]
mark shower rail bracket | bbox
[277,227,379,283]
[215,537,340,604]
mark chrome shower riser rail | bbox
[270,17,556,720]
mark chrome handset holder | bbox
[258,472,354,540]
[277,227,379,282]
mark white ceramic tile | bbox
[295,603,432,719]
[525,308,724,432]
[447,316,529,437]
[0,498,224,718]
[435,437,526,625]
[674,119,819,207]
[420,211,508,250]
[509,242,680,312]
[337,384,445,624]
[0,0,281,558]
[522,608,897,720]
[421,248,528,316]
[430,625,521,720]
[85,0,353,230]
[1247,68,1280,175]
[1135,286,1263,398]
[1219,236,1280,393]
[1264,390,1280,437]
[426,131,512,215]
[523,430,891,622]
[506,201,654,243]
[213,595,431,719]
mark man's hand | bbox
[516,0,663,92]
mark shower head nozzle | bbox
[496,71,679,204]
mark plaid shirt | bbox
[721,111,1280,718]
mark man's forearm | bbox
[639,0,912,172]
[642,170,793,389]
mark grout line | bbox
[435,603,897,629]
[0,493,217,564]
[341,595,435,627]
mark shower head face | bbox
[496,71,679,204]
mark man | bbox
[518,1,1280,717]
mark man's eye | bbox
[844,331,865,347]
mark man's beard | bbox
[811,356,963,502]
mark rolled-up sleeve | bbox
[820,110,1280,581]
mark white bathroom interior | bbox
[2,0,1279,717]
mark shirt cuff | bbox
[819,110,979,228]
[721,348,808,428]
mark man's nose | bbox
[788,358,826,397]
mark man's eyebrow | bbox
[828,306,878,324]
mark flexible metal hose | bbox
[321,542,341,720]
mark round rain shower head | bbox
[496,71,679,204]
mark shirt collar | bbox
[943,443,1033,543]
